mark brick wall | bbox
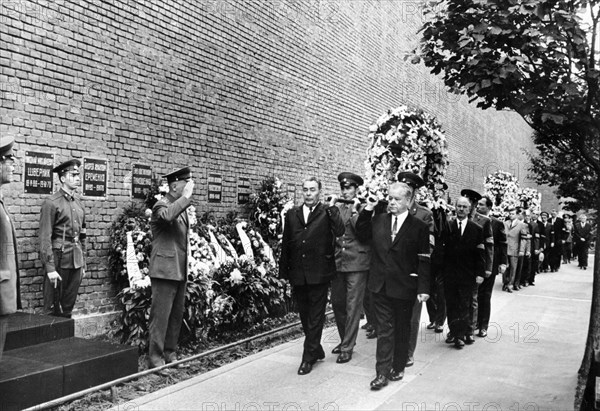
[0,0,556,317]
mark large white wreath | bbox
[364,105,449,204]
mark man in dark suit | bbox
[528,212,543,285]
[549,210,564,272]
[444,196,485,349]
[461,189,493,344]
[475,195,507,337]
[0,136,21,361]
[147,167,194,369]
[331,172,370,364]
[574,214,592,270]
[279,177,345,375]
[356,182,430,390]
[539,211,553,272]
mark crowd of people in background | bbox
[278,170,595,390]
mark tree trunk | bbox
[575,201,600,410]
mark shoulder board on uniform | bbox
[477,243,485,250]
[49,191,63,200]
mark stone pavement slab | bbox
[112,259,593,411]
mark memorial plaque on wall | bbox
[287,183,296,202]
[132,164,152,199]
[237,176,250,204]
[83,158,108,197]
[24,151,54,194]
[208,173,222,203]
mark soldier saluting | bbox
[39,159,86,318]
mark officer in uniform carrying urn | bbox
[39,159,87,318]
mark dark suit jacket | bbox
[573,222,592,244]
[472,212,494,275]
[356,210,430,300]
[444,218,486,284]
[279,203,345,286]
[553,217,565,245]
[149,193,191,282]
[490,216,507,274]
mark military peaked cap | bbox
[397,171,425,189]
[52,159,81,174]
[460,188,482,203]
[164,167,192,184]
[337,172,363,187]
[0,136,15,159]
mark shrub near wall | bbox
[1,0,549,317]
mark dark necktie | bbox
[392,216,398,239]
[458,220,462,236]
[307,206,313,222]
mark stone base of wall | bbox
[73,311,120,339]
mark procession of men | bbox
[0,134,594,390]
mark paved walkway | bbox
[114,259,594,411]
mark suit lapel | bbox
[307,203,322,225]
[296,207,306,226]
[391,214,414,247]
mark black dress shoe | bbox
[477,329,487,338]
[426,322,435,329]
[506,287,513,293]
[512,286,519,291]
[361,323,369,330]
[528,282,535,286]
[445,335,455,344]
[332,345,342,354]
[366,329,377,339]
[454,338,465,349]
[389,369,405,381]
[405,356,414,367]
[370,374,389,390]
[298,361,313,375]
[336,352,352,363]
[435,325,444,333]
[465,335,475,345]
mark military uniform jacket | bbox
[334,203,371,272]
[149,193,191,282]
[356,210,431,300]
[39,188,86,272]
[472,212,494,275]
[444,218,485,284]
[490,216,508,271]
[0,194,21,315]
[279,203,345,286]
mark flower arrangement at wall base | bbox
[110,179,293,352]
[364,105,449,205]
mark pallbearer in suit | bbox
[503,208,527,291]
[444,196,485,349]
[460,189,493,344]
[331,172,370,364]
[147,167,194,369]
[279,177,345,375]
[356,182,430,390]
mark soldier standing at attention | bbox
[0,136,21,360]
[40,160,86,318]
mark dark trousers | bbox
[0,315,7,363]
[43,266,83,318]
[444,280,472,340]
[332,271,367,353]
[518,255,531,285]
[477,274,496,331]
[468,283,479,335]
[294,282,329,363]
[408,298,422,359]
[549,244,562,271]
[148,278,187,368]
[372,292,413,376]
[426,271,446,327]
[563,242,572,263]
[530,252,540,284]
[576,242,589,268]
[363,288,375,327]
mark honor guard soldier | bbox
[1,137,21,360]
[331,172,370,364]
[39,159,87,318]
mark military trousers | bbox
[148,278,187,368]
[331,271,367,353]
[43,266,83,318]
